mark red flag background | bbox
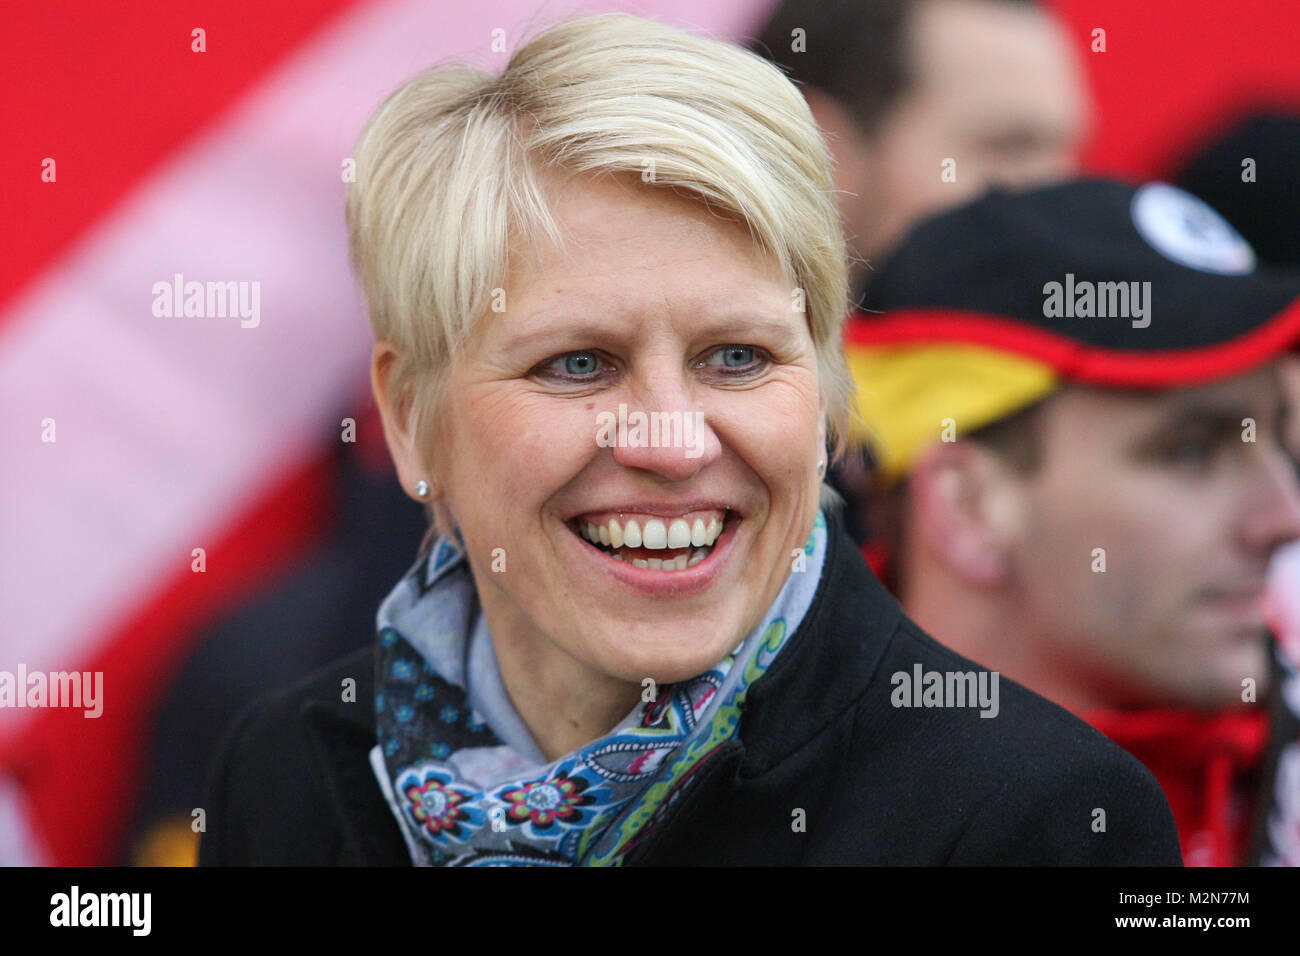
[3,0,1299,865]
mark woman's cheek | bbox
[759,397,821,470]
[467,391,574,459]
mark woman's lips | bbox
[566,509,739,589]
[572,510,725,565]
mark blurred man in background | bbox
[847,179,1300,864]
[751,0,1091,543]
[751,0,1089,292]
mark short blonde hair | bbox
[346,12,853,481]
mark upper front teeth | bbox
[642,520,667,549]
[579,515,724,549]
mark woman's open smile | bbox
[564,505,742,594]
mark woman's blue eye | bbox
[707,346,757,368]
[546,351,601,376]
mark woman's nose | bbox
[605,391,722,481]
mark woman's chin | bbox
[569,621,754,686]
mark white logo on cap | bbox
[1130,182,1256,275]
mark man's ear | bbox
[907,440,1020,588]
[370,340,440,502]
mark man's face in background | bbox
[998,366,1300,711]
[817,0,1089,274]
[802,0,1090,535]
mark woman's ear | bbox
[370,340,440,503]
[907,440,1019,588]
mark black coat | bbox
[198,509,1183,865]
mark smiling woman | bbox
[198,12,1183,867]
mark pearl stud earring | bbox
[816,460,826,477]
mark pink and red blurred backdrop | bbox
[3,0,1299,864]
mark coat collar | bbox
[734,505,901,776]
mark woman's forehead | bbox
[496,185,792,331]
[511,173,780,277]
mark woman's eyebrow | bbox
[502,317,619,353]
[687,313,804,345]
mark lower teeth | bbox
[612,546,711,569]
[575,518,725,570]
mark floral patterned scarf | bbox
[369,511,828,866]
